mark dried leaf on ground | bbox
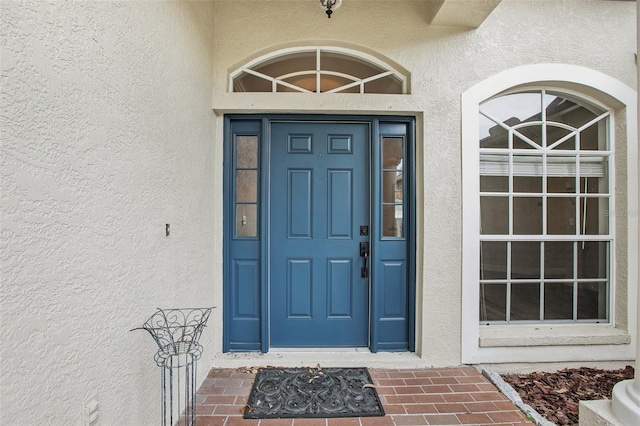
[236,366,260,374]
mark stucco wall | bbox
[1,1,217,424]
[209,0,637,366]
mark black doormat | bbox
[243,366,385,419]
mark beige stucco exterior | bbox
[1,1,218,424]
[1,0,637,424]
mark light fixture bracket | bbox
[319,0,342,19]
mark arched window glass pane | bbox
[545,93,599,128]
[480,92,543,133]
[321,51,383,79]
[256,52,316,78]
[234,72,272,92]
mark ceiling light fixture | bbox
[319,0,342,18]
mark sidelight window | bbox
[382,136,405,238]
[234,135,259,238]
[478,90,612,324]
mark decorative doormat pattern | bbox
[243,366,385,419]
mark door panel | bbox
[270,122,370,347]
[288,170,312,237]
[288,258,312,317]
[328,170,353,238]
[328,259,353,317]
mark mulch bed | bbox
[502,366,634,425]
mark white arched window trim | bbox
[229,46,408,94]
[461,64,637,365]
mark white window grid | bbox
[478,90,613,324]
[229,46,408,94]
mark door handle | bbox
[360,242,369,278]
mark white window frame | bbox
[479,89,613,325]
[229,46,408,94]
[461,64,637,364]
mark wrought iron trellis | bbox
[132,307,213,426]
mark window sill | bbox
[479,324,631,347]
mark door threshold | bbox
[270,347,370,353]
[213,351,423,369]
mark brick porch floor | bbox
[193,367,532,425]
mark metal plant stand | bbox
[133,308,213,426]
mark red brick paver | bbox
[192,367,532,425]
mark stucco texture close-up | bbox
[1,0,637,425]
[2,1,217,425]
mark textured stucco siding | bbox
[1,1,217,425]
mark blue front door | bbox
[269,121,370,347]
[224,115,415,353]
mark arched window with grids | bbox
[230,46,409,94]
[477,89,612,324]
[461,64,637,365]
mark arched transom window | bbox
[230,46,408,94]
